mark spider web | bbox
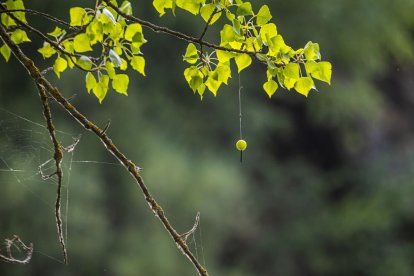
[0,107,207,268]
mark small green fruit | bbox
[236,139,247,151]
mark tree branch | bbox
[103,0,258,57]
[36,82,67,265]
[0,22,209,276]
[0,8,76,30]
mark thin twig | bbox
[0,23,208,276]
[0,9,76,29]
[36,82,67,265]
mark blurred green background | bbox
[1,0,414,275]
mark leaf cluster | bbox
[0,0,332,102]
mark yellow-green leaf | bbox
[0,44,11,62]
[216,50,234,63]
[257,5,272,26]
[119,58,128,70]
[236,2,253,16]
[184,66,204,92]
[6,0,27,23]
[53,56,68,78]
[305,61,332,84]
[106,61,116,78]
[124,23,143,42]
[200,3,221,25]
[70,7,87,26]
[153,0,173,16]
[183,43,199,64]
[93,75,110,103]
[131,56,146,76]
[263,79,278,98]
[73,33,92,53]
[215,63,231,84]
[38,42,57,59]
[1,14,16,27]
[10,29,31,44]
[234,53,252,73]
[176,0,202,15]
[283,63,300,79]
[120,1,133,15]
[294,77,314,97]
[205,76,221,96]
[109,49,122,67]
[48,26,65,37]
[112,74,129,95]
[259,23,278,46]
[304,41,320,61]
[85,72,97,93]
[76,56,93,71]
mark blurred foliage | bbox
[1,0,414,275]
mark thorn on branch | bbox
[0,235,33,265]
[101,120,111,135]
[180,212,201,243]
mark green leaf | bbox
[86,19,104,45]
[53,56,68,78]
[106,61,116,78]
[220,24,237,44]
[73,33,92,52]
[205,75,222,96]
[304,41,320,61]
[176,0,202,15]
[259,23,278,46]
[184,66,204,92]
[200,3,221,25]
[6,0,27,23]
[232,18,242,36]
[263,79,278,98]
[215,63,231,84]
[109,49,122,67]
[10,29,31,44]
[76,56,93,70]
[70,7,87,26]
[1,13,16,28]
[131,56,146,76]
[283,63,300,79]
[120,1,133,15]
[38,42,57,59]
[216,50,234,63]
[48,26,65,37]
[124,23,144,42]
[256,5,272,26]
[294,77,314,97]
[305,61,332,84]
[0,44,11,62]
[236,2,253,16]
[183,43,199,64]
[85,72,97,93]
[112,74,129,95]
[102,8,117,25]
[153,0,173,16]
[283,63,300,89]
[93,75,110,103]
[234,53,252,73]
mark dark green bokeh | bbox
[1,1,414,275]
